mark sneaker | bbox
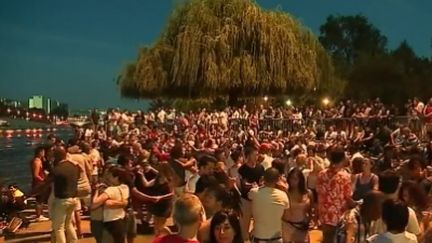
[36,216,49,222]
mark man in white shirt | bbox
[367,200,417,243]
[249,168,289,242]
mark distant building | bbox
[0,97,24,108]
[28,95,44,110]
[28,95,68,115]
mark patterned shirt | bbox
[316,167,352,226]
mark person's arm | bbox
[104,199,128,209]
[92,190,109,209]
[175,158,196,169]
[130,187,161,203]
[32,158,44,182]
[371,174,379,191]
[136,171,156,187]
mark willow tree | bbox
[119,0,336,102]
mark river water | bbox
[0,126,73,193]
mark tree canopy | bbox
[119,0,335,100]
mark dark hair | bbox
[230,149,243,162]
[351,157,364,174]
[244,146,257,158]
[109,166,132,186]
[170,141,184,159]
[209,210,243,243]
[398,180,429,211]
[206,185,228,207]
[287,167,307,195]
[271,159,285,175]
[263,168,280,185]
[195,175,218,195]
[198,155,217,169]
[34,146,45,157]
[408,156,424,170]
[382,200,409,232]
[117,154,133,167]
[360,191,384,222]
[328,146,346,165]
[378,170,400,194]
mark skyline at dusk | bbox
[1,0,431,109]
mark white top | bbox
[367,231,417,243]
[249,187,289,239]
[370,206,420,236]
[103,184,129,222]
[261,154,274,170]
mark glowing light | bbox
[322,98,330,106]
[263,96,268,102]
[286,99,292,106]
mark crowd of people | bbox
[2,97,432,243]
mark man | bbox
[370,170,420,237]
[368,200,417,243]
[185,154,216,194]
[316,146,354,243]
[423,98,432,140]
[249,168,289,243]
[50,146,80,243]
[238,146,265,240]
[153,194,203,243]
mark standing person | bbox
[92,166,130,243]
[238,146,265,240]
[50,146,80,243]
[249,168,289,243]
[153,194,203,243]
[352,158,379,201]
[423,98,432,141]
[170,141,196,198]
[367,200,418,243]
[30,146,49,221]
[316,146,354,243]
[282,168,313,243]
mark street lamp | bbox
[263,96,268,102]
[7,108,11,113]
[322,98,330,106]
[286,99,292,106]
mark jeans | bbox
[51,197,78,243]
[90,220,104,243]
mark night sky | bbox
[0,0,431,110]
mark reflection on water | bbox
[0,127,73,193]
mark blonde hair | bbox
[173,194,203,226]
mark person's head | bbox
[173,194,204,230]
[34,146,45,158]
[117,154,134,170]
[271,159,285,175]
[195,175,219,200]
[295,154,307,168]
[407,157,424,180]
[214,149,226,162]
[230,150,244,164]
[378,170,400,195]
[398,180,429,211]
[263,167,280,187]
[287,167,307,194]
[203,185,228,217]
[210,211,243,243]
[53,146,67,165]
[198,155,217,176]
[382,200,409,233]
[244,146,258,165]
[328,146,347,167]
[106,166,132,186]
[170,141,184,159]
[360,191,385,222]
[351,157,364,174]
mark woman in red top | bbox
[30,146,49,221]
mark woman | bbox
[146,163,174,236]
[92,166,130,243]
[338,191,384,243]
[282,168,313,243]
[352,158,379,201]
[209,211,243,243]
